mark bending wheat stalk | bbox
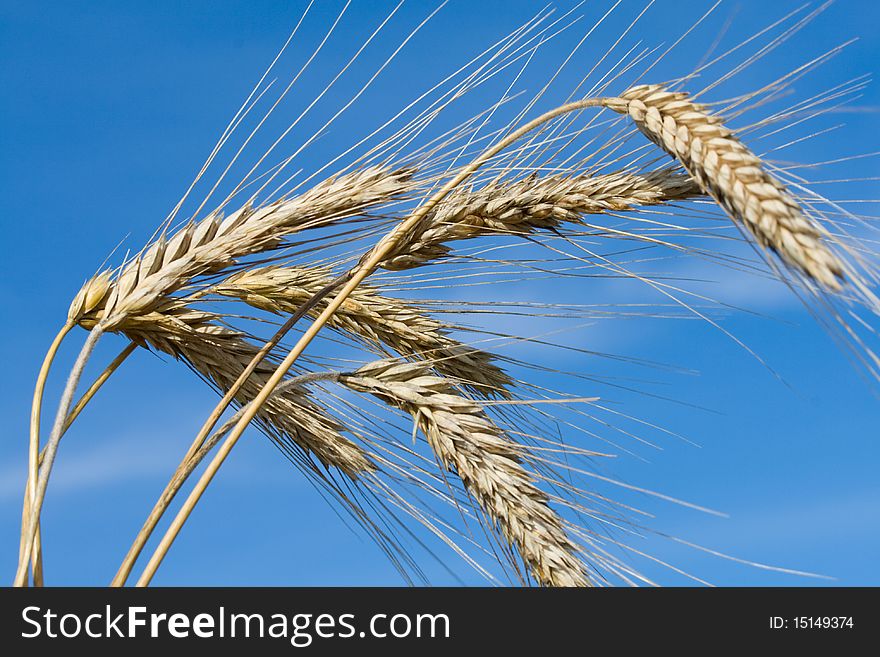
[22,321,74,586]
[20,339,136,585]
[15,325,106,586]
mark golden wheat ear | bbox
[381,168,703,271]
[88,167,413,327]
[212,265,514,399]
[343,360,590,587]
[609,85,846,291]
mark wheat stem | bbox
[18,340,136,586]
[15,323,106,586]
[64,342,137,430]
[114,280,346,586]
[21,321,74,586]
[17,493,42,587]
[114,371,341,587]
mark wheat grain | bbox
[67,271,113,324]
[382,168,701,270]
[213,265,513,398]
[344,359,589,587]
[608,85,846,289]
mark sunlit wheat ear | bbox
[212,265,513,399]
[382,168,703,270]
[90,303,374,478]
[608,85,846,290]
[71,166,413,329]
[67,271,113,323]
[343,359,589,587]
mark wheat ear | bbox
[343,359,588,586]
[383,168,702,270]
[213,265,513,398]
[68,167,412,329]
[610,85,846,289]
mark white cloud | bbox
[0,438,181,504]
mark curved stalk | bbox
[17,339,136,586]
[112,276,344,586]
[117,372,341,586]
[20,322,74,585]
[14,324,106,586]
[65,342,136,430]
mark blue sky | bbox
[1,0,878,586]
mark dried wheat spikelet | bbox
[213,265,513,398]
[382,168,702,270]
[344,359,589,587]
[607,85,846,290]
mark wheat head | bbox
[382,168,701,270]
[344,359,589,587]
[608,85,846,289]
[213,265,513,398]
[68,167,413,328]
[87,303,373,478]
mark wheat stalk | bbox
[212,265,513,398]
[343,359,589,586]
[609,85,846,290]
[382,168,702,270]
